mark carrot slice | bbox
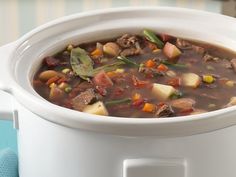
[142,103,156,113]
[145,59,156,68]
[91,48,103,58]
[157,64,168,72]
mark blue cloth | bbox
[0,149,18,177]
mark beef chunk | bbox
[170,98,196,110]
[75,82,94,92]
[139,67,165,76]
[192,45,205,54]
[44,56,60,67]
[156,104,174,117]
[72,89,97,111]
[120,48,141,57]
[176,38,192,49]
[176,38,205,54]
[225,97,236,107]
[203,54,219,62]
[220,59,232,69]
[230,58,236,73]
[200,93,218,100]
[117,34,138,48]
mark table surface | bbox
[0,0,235,153]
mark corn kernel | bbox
[67,44,74,51]
[132,93,141,101]
[206,65,215,70]
[152,49,161,53]
[62,68,71,74]
[115,68,124,73]
[226,80,234,87]
[203,75,214,84]
[166,70,176,77]
[106,71,116,77]
[58,82,69,90]
[65,86,72,93]
[49,83,57,88]
[208,103,216,108]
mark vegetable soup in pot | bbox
[33,29,236,118]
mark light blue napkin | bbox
[0,148,18,177]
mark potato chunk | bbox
[190,109,207,115]
[103,42,120,56]
[163,42,182,59]
[182,73,201,88]
[152,83,176,101]
[83,101,108,116]
[226,97,236,107]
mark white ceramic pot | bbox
[1,7,236,177]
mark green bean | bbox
[143,29,164,49]
[105,98,131,106]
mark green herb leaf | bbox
[105,98,131,106]
[161,61,187,68]
[117,56,140,68]
[70,47,125,81]
[143,29,164,49]
[170,91,183,99]
[70,47,94,81]
[92,61,125,75]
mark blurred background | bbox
[0,0,235,152]
[0,0,236,46]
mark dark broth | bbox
[33,30,236,118]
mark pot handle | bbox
[0,43,18,127]
[0,90,15,121]
[123,158,186,177]
[0,42,17,92]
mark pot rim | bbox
[9,6,236,136]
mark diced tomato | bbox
[62,99,73,109]
[157,102,166,108]
[167,78,181,87]
[95,86,107,96]
[178,108,194,116]
[93,70,113,88]
[132,75,150,88]
[160,34,173,42]
[44,56,60,67]
[147,42,157,50]
[33,80,44,87]
[57,77,69,84]
[46,75,60,85]
[132,98,144,107]
[113,87,125,96]
[157,64,168,72]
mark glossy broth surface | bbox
[33,30,236,118]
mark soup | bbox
[33,29,236,118]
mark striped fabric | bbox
[0,0,222,46]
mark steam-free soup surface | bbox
[33,29,236,118]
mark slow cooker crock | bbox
[0,7,236,177]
